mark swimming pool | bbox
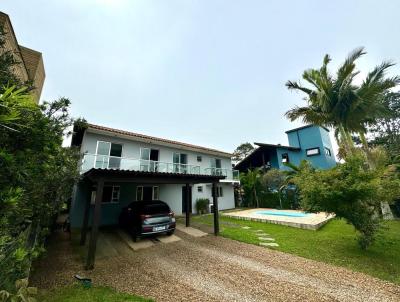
[254,210,310,217]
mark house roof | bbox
[254,142,300,151]
[285,124,330,134]
[86,123,233,158]
[234,142,300,170]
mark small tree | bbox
[240,169,262,207]
[292,153,400,249]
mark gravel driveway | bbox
[31,228,400,302]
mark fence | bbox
[0,223,40,291]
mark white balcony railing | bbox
[80,154,240,181]
[204,167,240,181]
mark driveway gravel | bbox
[31,228,400,302]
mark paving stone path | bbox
[241,225,280,247]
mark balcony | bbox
[80,154,240,182]
[204,167,240,182]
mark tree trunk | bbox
[338,126,352,156]
[359,132,369,150]
[253,187,259,208]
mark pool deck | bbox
[223,208,334,230]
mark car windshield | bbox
[143,203,170,214]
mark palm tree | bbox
[240,169,261,208]
[285,47,399,155]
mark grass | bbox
[39,285,153,302]
[192,214,400,284]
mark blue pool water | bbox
[255,210,310,217]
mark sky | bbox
[2,0,400,155]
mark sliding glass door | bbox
[173,153,187,173]
[95,141,122,169]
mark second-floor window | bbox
[140,148,159,172]
[210,158,222,175]
[95,141,122,169]
[173,153,187,173]
[281,153,289,163]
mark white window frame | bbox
[306,147,320,157]
[218,186,223,197]
[91,185,120,204]
[95,140,123,168]
[152,186,159,200]
[136,186,143,201]
[111,186,120,202]
[324,147,331,156]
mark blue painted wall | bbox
[276,126,336,170]
[70,182,136,228]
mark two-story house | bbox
[235,125,337,172]
[69,123,239,230]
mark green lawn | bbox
[39,285,153,302]
[192,214,400,284]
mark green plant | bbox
[291,153,400,249]
[286,47,399,157]
[195,198,209,214]
[0,279,37,302]
[240,169,262,207]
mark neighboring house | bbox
[235,125,336,172]
[0,11,45,102]
[69,123,239,229]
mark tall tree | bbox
[285,47,399,157]
[368,92,400,160]
[232,142,254,164]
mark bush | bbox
[195,198,209,214]
[258,192,280,208]
[292,155,400,249]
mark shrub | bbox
[195,198,209,214]
[292,154,400,249]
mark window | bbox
[95,141,122,169]
[197,186,203,192]
[325,147,331,156]
[153,186,159,200]
[218,186,223,197]
[281,153,289,163]
[211,158,222,175]
[173,153,188,173]
[136,186,143,201]
[197,155,202,162]
[306,147,320,157]
[91,185,120,203]
[136,186,159,201]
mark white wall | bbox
[81,131,233,172]
[80,131,236,214]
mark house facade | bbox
[69,123,239,229]
[235,125,336,172]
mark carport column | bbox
[80,183,93,246]
[185,183,190,227]
[212,182,219,236]
[86,178,104,270]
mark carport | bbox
[79,168,225,270]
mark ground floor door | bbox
[143,187,153,200]
[182,186,192,213]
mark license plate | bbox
[153,226,166,232]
